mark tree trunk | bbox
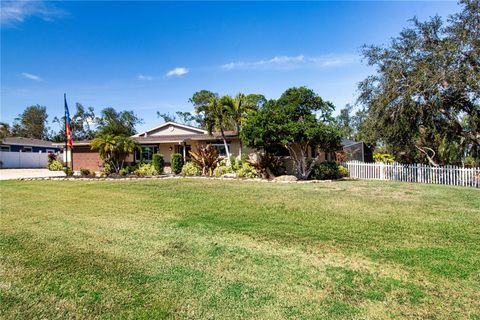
[286,143,315,180]
[237,124,242,158]
[415,145,438,167]
[220,128,231,159]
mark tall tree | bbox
[12,105,49,140]
[226,93,265,156]
[0,122,12,139]
[189,90,217,128]
[358,0,480,165]
[241,87,341,179]
[203,96,235,159]
[52,103,96,142]
[95,107,142,137]
[157,111,201,127]
[335,104,354,139]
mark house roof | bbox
[52,140,92,147]
[134,132,238,144]
[341,138,363,147]
[1,137,57,148]
[133,121,207,137]
[52,129,239,147]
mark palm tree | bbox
[116,135,140,170]
[91,133,117,168]
[91,134,139,172]
[228,93,264,157]
[204,96,235,159]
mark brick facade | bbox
[72,146,102,171]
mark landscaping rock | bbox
[274,175,298,182]
[222,173,237,179]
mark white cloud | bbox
[166,67,189,77]
[1,1,68,27]
[21,72,42,81]
[137,74,154,81]
[221,54,359,70]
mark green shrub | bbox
[101,162,112,174]
[338,165,349,178]
[134,163,158,176]
[236,163,258,178]
[152,154,165,174]
[310,161,343,180]
[124,165,137,174]
[48,160,63,171]
[64,167,74,177]
[230,157,243,171]
[214,164,233,177]
[181,161,201,176]
[171,153,183,174]
[373,152,396,163]
[80,168,93,177]
[119,168,128,176]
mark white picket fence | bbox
[344,161,480,188]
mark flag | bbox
[64,94,73,148]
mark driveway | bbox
[0,169,66,180]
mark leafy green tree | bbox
[227,93,265,156]
[95,107,142,137]
[189,90,218,128]
[12,105,49,140]
[358,0,479,165]
[0,122,12,139]
[91,134,140,173]
[335,104,354,139]
[157,111,201,127]
[241,87,341,179]
[52,103,96,142]
[202,96,235,159]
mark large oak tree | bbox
[241,87,341,179]
[358,0,479,165]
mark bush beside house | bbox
[171,153,183,174]
[152,154,165,174]
[310,161,349,180]
[181,162,201,176]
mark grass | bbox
[0,178,479,319]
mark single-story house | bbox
[55,122,244,172]
[0,137,62,168]
[0,137,61,153]
[55,122,371,172]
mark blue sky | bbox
[1,1,460,133]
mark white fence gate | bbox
[344,161,480,188]
[0,151,49,168]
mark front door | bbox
[175,145,191,161]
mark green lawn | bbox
[1,179,479,319]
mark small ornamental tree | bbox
[241,87,341,180]
[91,134,140,173]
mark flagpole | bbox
[64,93,68,171]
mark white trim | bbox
[132,121,207,137]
